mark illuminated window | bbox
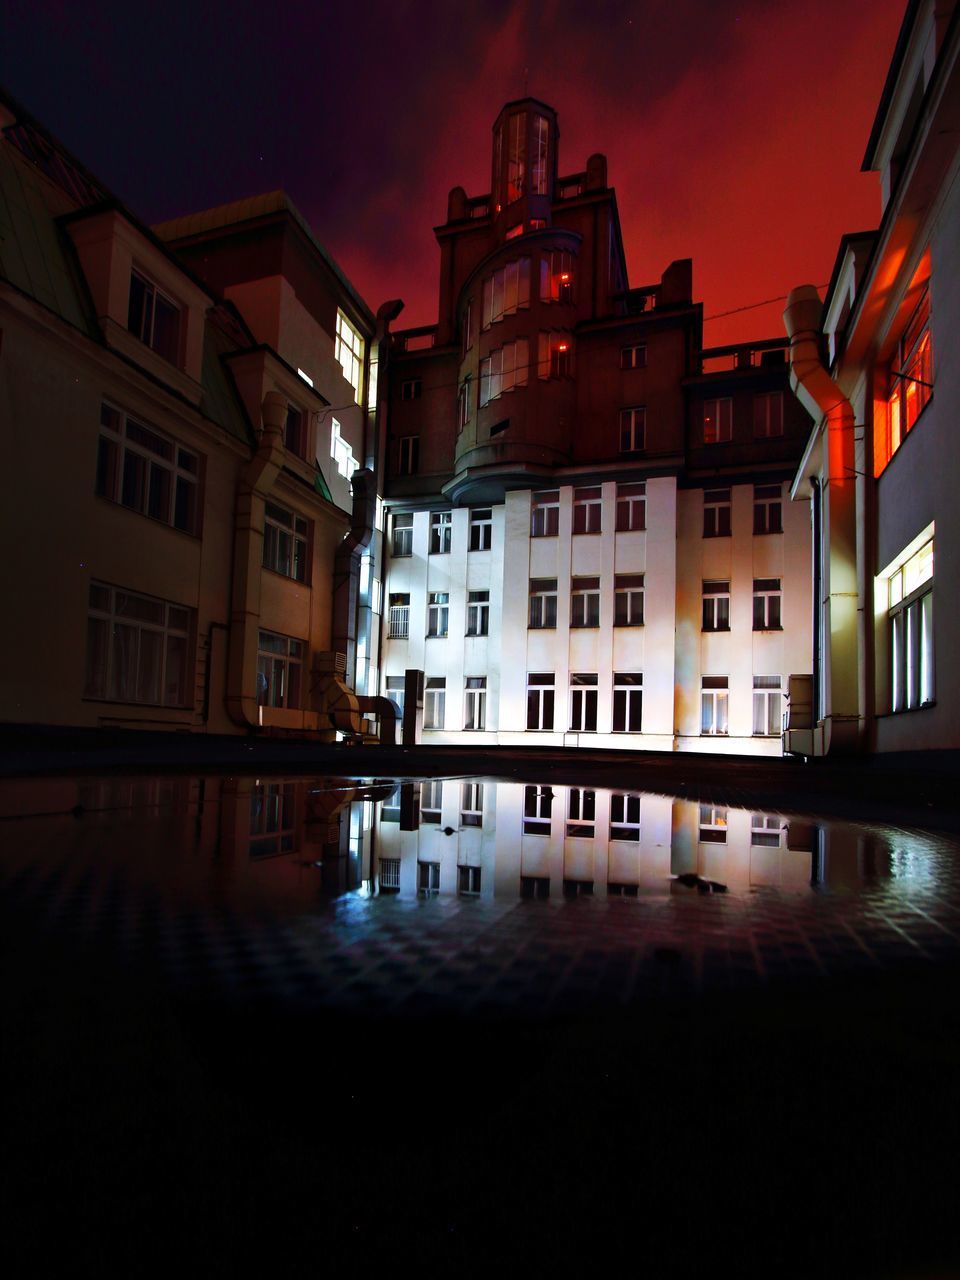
[466,591,489,636]
[85,582,192,706]
[96,403,200,535]
[482,259,531,328]
[331,419,357,479]
[700,677,728,735]
[424,677,446,729]
[753,392,783,438]
[620,344,646,371]
[753,676,783,736]
[703,397,733,444]
[531,113,550,195]
[531,490,559,537]
[888,537,934,711]
[753,579,782,630]
[619,406,645,452]
[540,249,575,303]
[401,379,421,401]
[464,677,486,730]
[699,803,727,842]
[430,511,452,554]
[529,579,558,629]
[703,489,731,538]
[523,784,552,835]
[398,435,419,475]
[702,581,730,632]
[263,501,308,582]
[335,309,365,404]
[255,630,304,709]
[526,673,555,730]
[469,508,492,551]
[751,814,783,848]
[427,592,449,638]
[567,788,596,837]
[458,864,482,893]
[457,377,471,431]
[480,338,529,405]
[127,269,181,365]
[538,332,572,378]
[505,223,524,240]
[571,577,600,628]
[614,575,644,626]
[572,486,601,534]
[461,781,484,829]
[610,794,641,842]
[612,673,642,732]
[391,512,413,557]
[388,594,409,639]
[418,861,441,891]
[569,673,598,732]
[616,482,646,531]
[754,484,783,535]
[882,286,932,473]
[507,110,526,202]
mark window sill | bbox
[614,622,644,629]
[528,625,557,631]
[702,533,731,539]
[752,626,784,633]
[530,533,559,539]
[570,624,601,630]
[880,700,936,717]
[426,634,449,640]
[702,628,731,634]
[572,531,602,537]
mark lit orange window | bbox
[877,285,932,476]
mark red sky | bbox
[4,0,906,346]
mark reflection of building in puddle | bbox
[370,780,830,899]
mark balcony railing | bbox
[388,606,409,639]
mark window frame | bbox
[531,490,560,538]
[529,578,558,630]
[616,482,646,532]
[703,397,733,444]
[464,676,487,730]
[614,574,644,627]
[127,268,181,365]
[569,673,599,732]
[753,484,783,536]
[256,629,305,710]
[398,435,419,476]
[526,672,555,731]
[84,581,193,708]
[335,309,365,405]
[263,500,309,583]
[427,591,450,638]
[752,578,783,631]
[700,676,729,736]
[96,402,201,536]
[620,344,646,371]
[571,577,601,628]
[619,406,645,452]
[423,677,446,729]
[703,489,732,538]
[612,672,643,733]
[702,581,731,632]
[466,590,490,637]
[429,510,452,555]
[469,508,493,551]
[572,486,602,535]
[391,512,413,557]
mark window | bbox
[702,581,730,632]
[753,484,783,535]
[256,630,304,709]
[398,436,419,476]
[427,592,449,638]
[614,575,644,626]
[531,113,549,195]
[385,676,405,719]
[466,590,490,636]
[571,577,600,628]
[461,782,484,828]
[699,804,727,843]
[481,258,531,328]
[127,269,180,364]
[619,406,645,452]
[522,875,550,897]
[753,392,783,438]
[567,789,596,837]
[388,594,410,639]
[464,676,487,730]
[889,537,934,711]
[331,419,357,478]
[335,309,365,404]
[284,404,306,457]
[523,784,553,835]
[401,379,422,400]
[96,403,200,535]
[462,300,474,353]
[616,482,646,532]
[418,861,441,893]
[424,677,446,729]
[263,502,308,582]
[537,332,572,378]
[506,111,526,203]
[610,794,641,842]
[703,489,731,538]
[751,814,783,848]
[882,285,932,472]
[753,578,782,630]
[249,783,296,858]
[700,677,729,735]
[620,344,646,370]
[753,676,783,736]
[703,397,733,444]
[505,222,524,240]
[458,865,482,894]
[391,512,413,557]
[430,510,452,554]
[457,378,471,431]
[573,486,601,534]
[529,579,558,629]
[540,250,575,303]
[526,673,555,730]
[85,582,192,706]
[531,490,559,537]
[612,673,643,733]
[569,673,598,732]
[480,339,529,405]
[420,780,442,824]
[380,857,401,890]
[469,508,492,551]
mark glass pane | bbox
[85,616,108,697]
[164,635,187,706]
[136,629,163,703]
[147,463,171,522]
[174,477,197,533]
[111,623,138,701]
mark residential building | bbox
[380,98,813,753]
[784,0,959,754]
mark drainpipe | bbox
[783,285,860,754]
[226,390,286,729]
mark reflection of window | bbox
[480,339,529,405]
[754,484,782,535]
[702,581,730,632]
[398,436,419,476]
[616,482,645,531]
[704,489,731,537]
[573,486,601,534]
[470,508,492,551]
[97,403,200,535]
[335,309,365,404]
[567,788,596,837]
[612,673,642,732]
[888,537,934,711]
[523,784,552,835]
[464,677,486,730]
[380,857,401,889]
[610,793,641,842]
[751,814,783,847]
[427,592,449,637]
[85,582,192,706]
[704,397,732,444]
[459,865,482,895]
[391,512,413,557]
[418,861,441,893]
[526,673,555,730]
[753,676,783,736]
[249,783,296,858]
[420,780,442,824]
[569,673,598,732]
[529,579,558,629]
[256,630,304,709]
[482,258,531,328]
[466,591,489,636]
[620,344,646,371]
[619,406,645,452]
[461,782,484,828]
[531,490,560,537]
[424,677,446,729]
[571,577,600,628]
[753,392,783,438]
[430,511,452,554]
[388,595,409,639]
[263,501,308,582]
[128,269,180,364]
[753,578,782,630]
[699,804,727,843]
[614,575,644,627]
[701,677,729,735]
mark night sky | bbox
[3,0,905,344]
